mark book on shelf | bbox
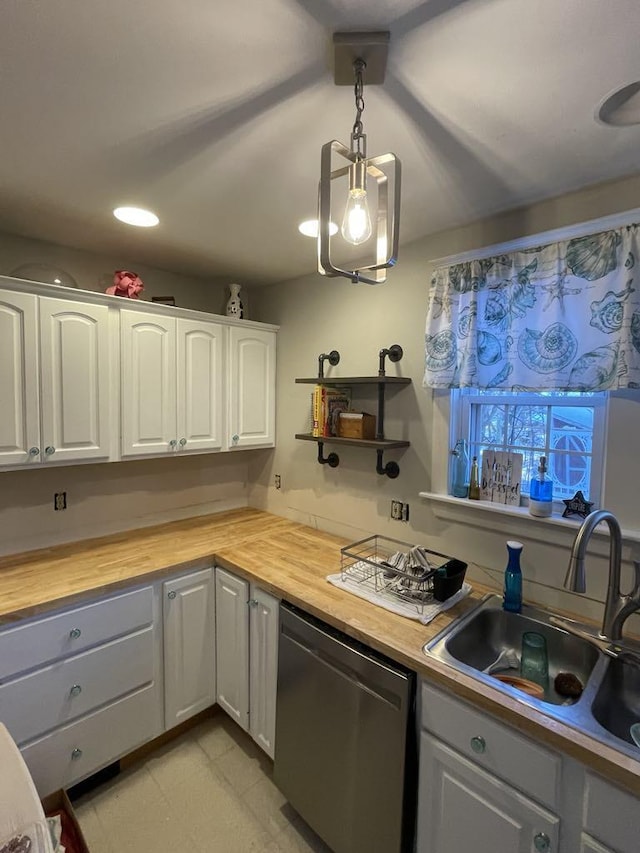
[311,385,351,437]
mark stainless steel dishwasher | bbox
[274,602,416,853]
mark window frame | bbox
[449,388,608,509]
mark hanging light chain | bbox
[351,58,366,158]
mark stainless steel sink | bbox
[442,600,599,705]
[424,594,640,761]
[591,655,640,747]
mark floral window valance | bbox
[423,224,640,390]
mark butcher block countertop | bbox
[0,506,638,795]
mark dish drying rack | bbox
[340,535,460,614]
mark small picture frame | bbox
[151,296,176,306]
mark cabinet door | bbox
[39,297,111,462]
[583,772,640,853]
[0,289,40,466]
[163,568,215,729]
[176,319,224,452]
[227,327,275,449]
[249,586,279,758]
[215,568,249,730]
[417,732,559,853]
[121,310,177,456]
[581,836,615,853]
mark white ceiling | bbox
[2,0,640,286]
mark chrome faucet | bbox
[564,510,640,642]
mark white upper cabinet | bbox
[39,296,111,462]
[121,310,177,456]
[176,318,224,453]
[0,289,112,467]
[121,311,226,457]
[0,290,40,466]
[227,326,276,449]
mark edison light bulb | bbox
[341,159,372,245]
[341,188,372,245]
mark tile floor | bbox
[74,711,333,852]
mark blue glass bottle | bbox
[503,540,524,613]
[529,456,553,518]
[451,439,469,498]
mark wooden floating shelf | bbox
[295,433,410,450]
[295,376,411,385]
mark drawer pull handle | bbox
[168,590,177,599]
[71,748,83,761]
[29,447,40,457]
[470,735,486,754]
[45,446,56,455]
[534,833,550,852]
[69,684,82,697]
[69,628,82,639]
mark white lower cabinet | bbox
[163,567,216,729]
[215,568,250,729]
[418,681,640,853]
[0,584,162,798]
[581,771,640,853]
[248,585,279,758]
[215,567,279,757]
[418,732,559,853]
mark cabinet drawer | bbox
[21,682,161,799]
[583,772,640,853]
[0,627,154,745]
[0,586,153,681]
[421,681,561,810]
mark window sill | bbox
[418,491,640,544]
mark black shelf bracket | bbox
[318,350,340,379]
[376,449,400,479]
[317,442,339,468]
[377,344,403,440]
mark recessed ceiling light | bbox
[298,219,338,238]
[113,206,160,227]
[597,82,640,126]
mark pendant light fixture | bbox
[318,32,401,284]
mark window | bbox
[451,389,607,503]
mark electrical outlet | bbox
[275,474,281,490]
[390,500,409,521]
[54,492,67,511]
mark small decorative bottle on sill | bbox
[468,455,480,500]
[451,439,469,498]
[529,455,553,518]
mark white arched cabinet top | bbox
[227,327,276,449]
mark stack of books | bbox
[312,385,351,437]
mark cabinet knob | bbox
[45,446,56,455]
[248,598,259,607]
[168,590,177,599]
[29,447,40,457]
[71,747,83,761]
[69,627,82,639]
[69,684,82,697]
[169,439,177,448]
[232,434,239,445]
[533,833,551,852]
[470,735,486,754]
[179,438,187,447]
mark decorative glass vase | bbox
[450,439,469,498]
[226,283,244,319]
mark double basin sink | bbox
[425,594,640,761]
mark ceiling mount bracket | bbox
[332,32,390,85]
